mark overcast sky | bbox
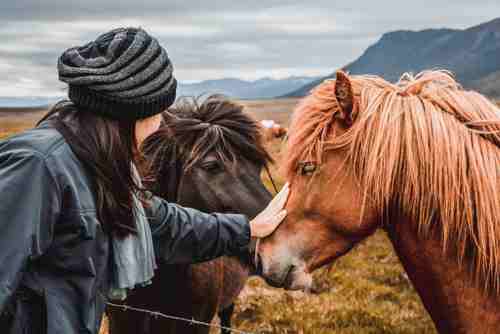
[1,0,500,97]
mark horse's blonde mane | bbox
[285,70,500,293]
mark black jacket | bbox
[0,122,251,334]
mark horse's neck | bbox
[386,217,500,334]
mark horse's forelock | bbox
[155,95,272,172]
[283,80,345,179]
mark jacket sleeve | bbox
[146,195,251,264]
[0,151,60,312]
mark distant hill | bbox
[0,76,317,108]
[0,96,61,109]
[470,70,500,98]
[178,76,319,100]
[287,17,500,97]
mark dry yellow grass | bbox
[0,107,46,139]
[242,98,299,127]
[1,99,437,334]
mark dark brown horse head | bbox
[143,95,274,260]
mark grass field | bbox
[0,107,46,139]
[5,99,499,333]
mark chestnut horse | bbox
[108,96,273,333]
[258,70,500,333]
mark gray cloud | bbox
[1,0,500,96]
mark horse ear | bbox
[335,71,354,125]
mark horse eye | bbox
[299,162,317,175]
[200,160,223,173]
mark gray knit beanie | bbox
[58,27,177,120]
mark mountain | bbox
[287,17,500,98]
[0,96,62,108]
[469,70,500,98]
[0,76,317,107]
[178,76,319,100]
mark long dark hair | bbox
[38,100,142,237]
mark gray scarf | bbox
[108,165,157,301]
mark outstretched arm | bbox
[148,183,289,264]
[147,196,251,264]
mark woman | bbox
[0,27,288,334]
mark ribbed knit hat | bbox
[58,27,177,120]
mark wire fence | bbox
[106,301,257,334]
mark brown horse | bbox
[258,70,500,333]
[107,96,273,334]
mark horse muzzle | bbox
[256,251,315,292]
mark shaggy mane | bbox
[143,94,272,176]
[285,70,500,293]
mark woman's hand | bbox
[249,183,290,238]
